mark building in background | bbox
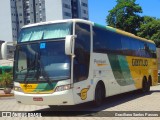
[45,0,89,21]
[0,1,13,42]
[0,0,46,42]
[0,0,88,42]
[11,0,46,41]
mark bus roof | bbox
[22,19,154,44]
[22,19,93,29]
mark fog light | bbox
[14,86,23,92]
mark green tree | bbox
[137,16,160,47]
[0,72,12,88]
[106,0,143,35]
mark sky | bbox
[88,0,160,25]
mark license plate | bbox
[33,97,43,101]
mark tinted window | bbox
[14,41,71,82]
[18,22,72,42]
[93,26,122,54]
[74,23,91,82]
[93,26,156,58]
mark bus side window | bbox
[74,23,91,82]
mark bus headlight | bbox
[55,84,72,92]
[14,86,23,92]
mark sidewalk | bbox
[0,89,14,97]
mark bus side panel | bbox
[107,54,136,93]
[126,56,158,89]
[92,53,121,97]
[92,53,136,97]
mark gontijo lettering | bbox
[132,59,148,66]
[23,84,32,88]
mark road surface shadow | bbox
[30,89,158,116]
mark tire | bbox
[142,78,150,93]
[148,76,152,86]
[147,78,152,92]
[49,105,58,109]
[93,83,105,107]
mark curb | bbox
[0,93,14,97]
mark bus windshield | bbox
[14,41,71,82]
[18,22,72,42]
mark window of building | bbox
[82,2,88,7]
[83,10,87,14]
[83,17,88,20]
[64,12,71,17]
[27,20,30,23]
[63,3,71,9]
[73,14,77,18]
[26,13,30,16]
[25,5,29,9]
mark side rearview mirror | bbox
[1,42,8,59]
[65,35,76,55]
[1,41,17,60]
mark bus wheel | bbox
[147,76,152,92]
[142,77,149,93]
[94,82,105,107]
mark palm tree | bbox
[0,72,12,94]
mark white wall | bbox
[0,60,13,66]
[0,0,13,41]
[45,0,64,21]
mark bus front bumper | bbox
[14,90,75,105]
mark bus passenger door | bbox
[72,22,91,104]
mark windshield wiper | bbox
[23,53,39,84]
[38,59,53,86]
